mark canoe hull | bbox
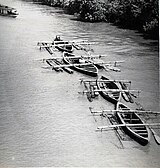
[63,53,98,77]
[55,45,73,53]
[97,76,120,104]
[53,40,73,53]
[115,103,150,146]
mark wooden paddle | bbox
[150,128,160,145]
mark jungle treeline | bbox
[31,0,158,39]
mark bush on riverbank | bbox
[64,0,158,38]
[104,0,158,39]
[31,0,158,39]
[64,0,107,22]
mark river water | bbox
[0,0,159,167]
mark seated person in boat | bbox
[54,35,61,41]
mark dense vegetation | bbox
[31,0,159,39]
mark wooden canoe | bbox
[96,76,120,104]
[115,102,150,146]
[63,52,98,77]
[53,40,74,53]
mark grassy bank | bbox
[31,0,158,39]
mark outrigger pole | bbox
[37,42,97,48]
[80,79,131,84]
[50,62,125,69]
[97,123,160,130]
[37,39,90,45]
[89,107,160,115]
[80,89,141,94]
[96,123,160,145]
[41,55,106,60]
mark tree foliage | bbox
[31,0,159,39]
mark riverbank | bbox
[31,0,158,39]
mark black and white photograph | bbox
[0,0,159,167]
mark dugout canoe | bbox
[53,37,73,53]
[96,76,120,104]
[115,102,150,146]
[63,52,98,77]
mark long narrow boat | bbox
[54,42,73,53]
[96,76,120,104]
[0,5,18,17]
[63,52,98,77]
[52,36,73,53]
[115,102,150,146]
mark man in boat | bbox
[54,35,61,41]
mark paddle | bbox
[150,128,160,145]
